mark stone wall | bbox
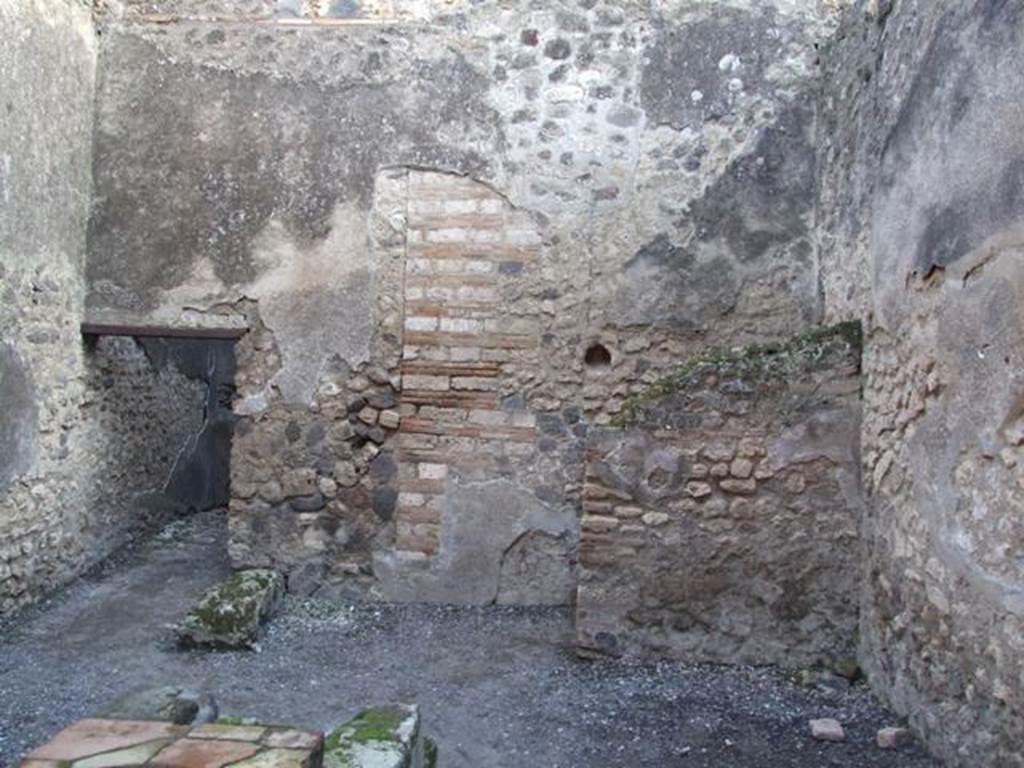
[5,0,1021,760]
[86,0,840,602]
[79,337,233,551]
[2,332,232,615]
[0,0,237,616]
[575,326,862,665]
[0,0,98,614]
[818,1,1024,765]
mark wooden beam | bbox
[81,322,247,341]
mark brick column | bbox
[395,172,541,556]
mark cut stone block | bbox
[177,570,284,649]
[809,718,846,742]
[23,719,188,763]
[150,737,261,767]
[323,704,429,768]
[264,730,324,750]
[73,738,173,767]
[189,723,267,742]
[18,718,323,768]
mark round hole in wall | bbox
[584,343,612,368]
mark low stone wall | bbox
[575,327,862,666]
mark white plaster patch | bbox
[249,201,376,403]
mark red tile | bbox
[26,719,186,762]
[151,738,261,768]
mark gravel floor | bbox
[0,512,941,768]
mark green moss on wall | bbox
[613,321,862,427]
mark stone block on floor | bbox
[177,569,285,649]
[323,704,432,768]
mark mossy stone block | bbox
[177,569,284,649]
[323,704,424,768]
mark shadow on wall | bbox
[0,342,39,493]
[141,337,237,511]
[83,335,237,524]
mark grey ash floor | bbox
[0,512,941,768]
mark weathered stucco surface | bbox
[818,1,1024,765]
[85,0,839,603]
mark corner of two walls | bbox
[818,1,1024,764]
[0,0,99,615]
[0,0,235,618]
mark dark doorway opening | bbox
[82,323,242,517]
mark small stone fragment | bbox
[365,366,391,385]
[729,458,754,478]
[378,409,401,430]
[318,477,338,498]
[877,727,912,749]
[582,515,619,532]
[719,478,757,495]
[784,472,806,494]
[641,511,669,527]
[335,461,359,487]
[703,445,735,462]
[685,481,712,499]
[833,656,862,681]
[281,468,317,498]
[809,718,845,742]
[816,673,850,694]
[366,390,398,409]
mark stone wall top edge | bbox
[97,0,845,28]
